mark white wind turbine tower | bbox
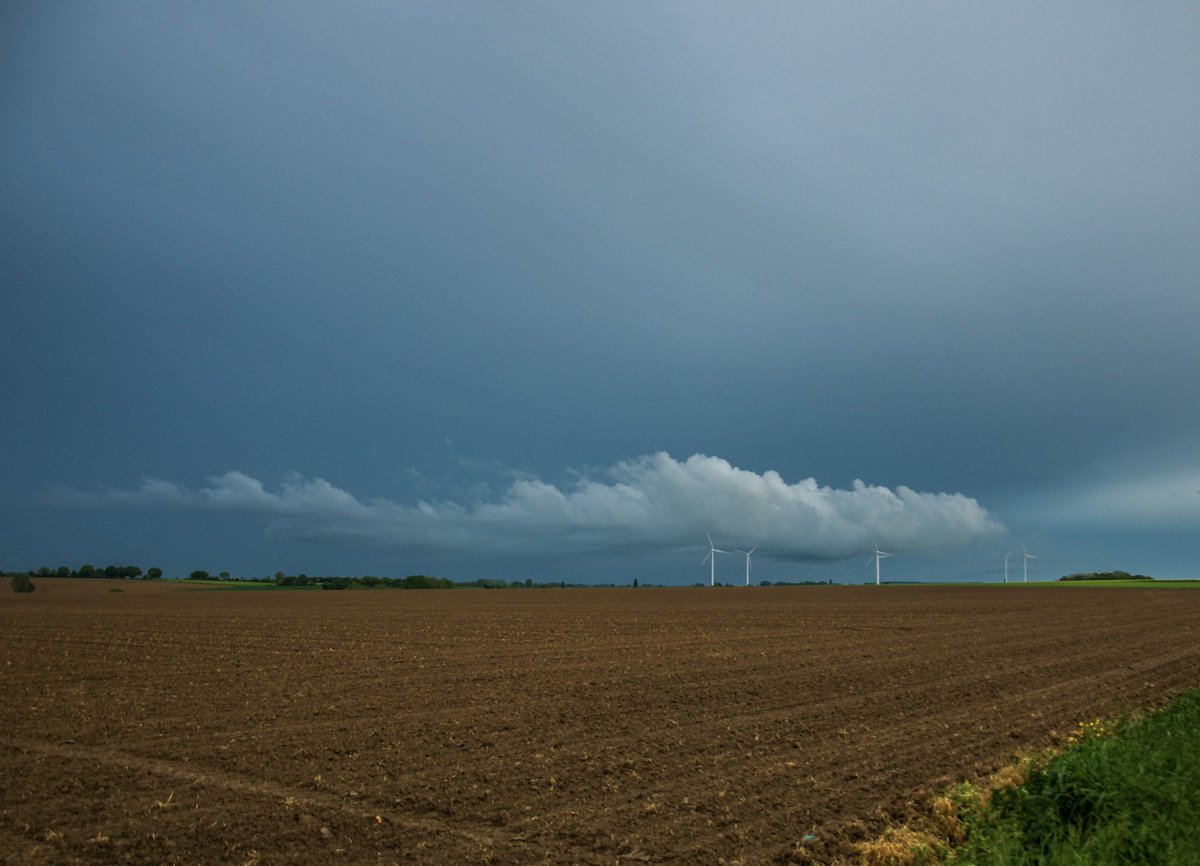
[997,551,1012,584]
[867,540,893,586]
[1021,545,1038,583]
[735,546,758,587]
[702,533,729,587]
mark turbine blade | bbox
[748,546,758,555]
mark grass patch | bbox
[952,691,1200,865]
[859,689,1200,865]
[905,581,1200,589]
[929,580,1200,589]
[1032,579,1200,589]
[179,579,319,591]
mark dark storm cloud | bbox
[3,3,1199,579]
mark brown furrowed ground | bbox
[2,581,1198,866]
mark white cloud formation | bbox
[56,453,1003,561]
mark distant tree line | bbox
[6,564,651,591]
[4,564,163,581]
[294,574,569,591]
[1059,571,1153,582]
[178,570,571,590]
[759,579,837,586]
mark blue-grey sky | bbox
[4,3,1199,583]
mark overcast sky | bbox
[3,3,1198,583]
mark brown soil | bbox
[2,580,1198,865]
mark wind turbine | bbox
[1021,545,1038,583]
[734,546,758,586]
[702,533,729,587]
[867,540,893,586]
[996,551,1012,584]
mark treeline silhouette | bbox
[8,564,161,580]
[185,571,572,591]
[1059,570,1153,582]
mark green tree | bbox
[12,573,35,593]
[188,569,210,581]
[56,566,70,577]
[145,567,163,580]
[78,564,96,578]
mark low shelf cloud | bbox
[59,453,1003,563]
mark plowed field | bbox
[2,580,1198,865]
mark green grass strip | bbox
[947,689,1200,866]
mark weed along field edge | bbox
[2,580,1198,865]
